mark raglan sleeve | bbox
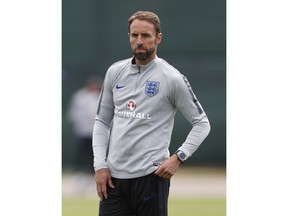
[92,67,115,172]
[172,74,211,158]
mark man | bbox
[93,11,210,216]
[67,75,102,172]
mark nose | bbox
[136,37,143,46]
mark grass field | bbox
[62,197,226,216]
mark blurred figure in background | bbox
[67,75,102,173]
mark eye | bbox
[131,33,138,38]
[142,33,151,38]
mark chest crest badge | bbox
[145,81,160,97]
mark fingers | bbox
[95,168,114,201]
[155,155,181,179]
[108,177,115,189]
[100,177,114,200]
[101,184,108,200]
[97,183,104,201]
[155,166,173,179]
[154,166,162,176]
[96,180,108,201]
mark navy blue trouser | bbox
[98,172,170,216]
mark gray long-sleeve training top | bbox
[93,56,210,179]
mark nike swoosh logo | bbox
[116,84,125,89]
[143,194,154,202]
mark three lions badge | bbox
[145,81,160,97]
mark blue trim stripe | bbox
[181,75,203,115]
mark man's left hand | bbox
[154,154,181,179]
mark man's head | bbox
[128,11,161,35]
[128,11,162,65]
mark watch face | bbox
[179,152,186,161]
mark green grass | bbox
[168,198,226,216]
[62,197,226,216]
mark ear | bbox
[156,33,162,45]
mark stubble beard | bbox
[133,46,156,62]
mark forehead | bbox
[130,19,156,34]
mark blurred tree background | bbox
[62,0,226,171]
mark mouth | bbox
[135,48,146,53]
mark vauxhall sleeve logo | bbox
[145,81,160,97]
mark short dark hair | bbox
[128,11,161,34]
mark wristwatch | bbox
[175,150,187,163]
